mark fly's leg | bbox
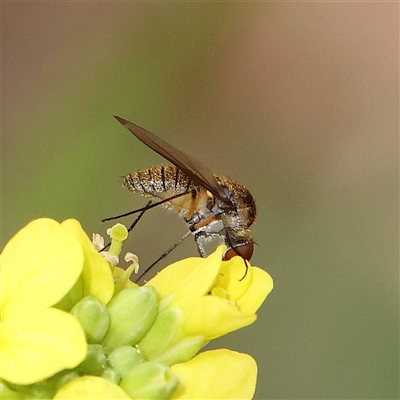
[135,231,192,283]
[191,213,222,257]
[194,235,207,257]
[102,191,191,222]
[100,201,151,252]
[127,200,152,233]
[185,189,198,221]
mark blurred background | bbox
[2,2,398,399]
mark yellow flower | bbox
[171,349,257,399]
[1,218,274,399]
[147,246,273,340]
[61,219,114,306]
[0,219,87,384]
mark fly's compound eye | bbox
[223,242,254,261]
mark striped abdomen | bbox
[123,165,204,214]
[123,165,199,196]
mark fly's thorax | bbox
[214,175,257,229]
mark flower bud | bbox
[76,344,107,376]
[137,308,182,359]
[0,382,23,399]
[101,368,121,385]
[120,362,178,400]
[102,287,158,352]
[108,346,145,377]
[70,295,110,343]
[158,294,174,312]
[153,335,204,366]
[53,371,80,392]
[14,382,54,399]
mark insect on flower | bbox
[103,116,257,280]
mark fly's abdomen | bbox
[124,165,197,199]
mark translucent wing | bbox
[114,116,231,204]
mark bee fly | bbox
[103,116,257,280]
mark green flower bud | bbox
[108,346,145,377]
[153,335,204,366]
[0,382,23,399]
[15,381,54,400]
[101,368,121,385]
[138,308,182,359]
[70,295,110,343]
[102,287,158,352]
[76,344,107,376]
[52,371,80,392]
[120,362,178,400]
[158,294,174,312]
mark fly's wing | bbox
[114,116,231,204]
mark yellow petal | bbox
[61,219,114,305]
[54,376,131,400]
[214,256,254,300]
[148,246,225,299]
[236,267,274,314]
[0,308,86,385]
[0,219,84,317]
[171,349,257,399]
[178,296,256,340]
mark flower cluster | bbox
[0,218,273,399]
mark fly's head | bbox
[223,229,255,261]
